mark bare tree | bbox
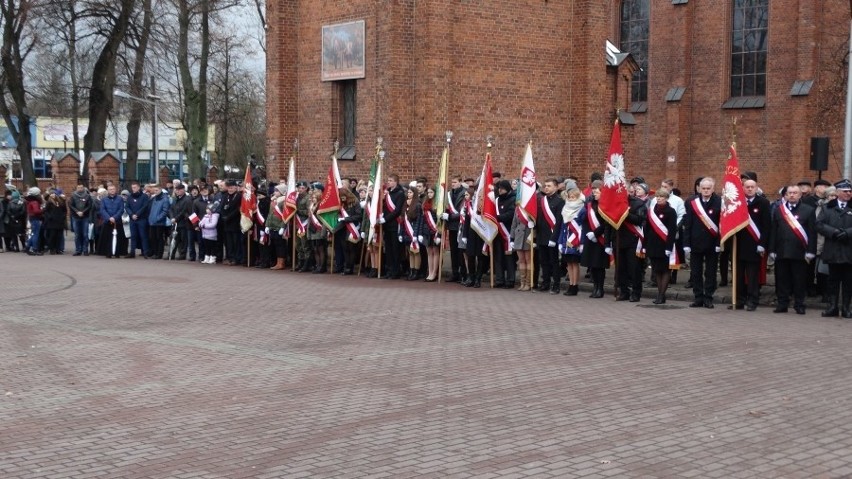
[82,0,137,185]
[0,0,38,186]
[177,0,210,181]
[122,0,153,182]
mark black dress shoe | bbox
[843,309,852,319]
[629,295,641,302]
[704,300,715,309]
[685,281,693,289]
[822,307,839,317]
[727,305,744,310]
[537,284,551,292]
[689,300,704,308]
[773,307,788,313]
[616,293,631,301]
[73,252,82,256]
[794,306,806,315]
[745,304,757,312]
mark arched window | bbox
[731,0,768,97]
[620,0,649,104]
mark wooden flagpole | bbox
[529,230,536,290]
[329,233,334,274]
[490,243,495,288]
[732,236,738,308]
[246,231,251,268]
[291,221,297,271]
[437,224,446,282]
[438,130,452,283]
[377,224,383,278]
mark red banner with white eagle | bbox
[719,145,750,244]
[599,119,629,228]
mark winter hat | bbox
[275,184,288,195]
[11,190,20,201]
[26,187,41,197]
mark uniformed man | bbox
[441,176,467,282]
[731,178,771,311]
[294,181,313,271]
[610,182,648,302]
[535,177,565,294]
[816,179,852,318]
[380,174,406,279]
[769,184,817,314]
[219,179,243,265]
[683,177,722,308]
[493,180,517,288]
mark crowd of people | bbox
[2,168,851,319]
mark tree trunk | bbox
[82,0,136,185]
[0,0,36,186]
[125,0,153,183]
[178,0,210,182]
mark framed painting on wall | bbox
[321,20,366,81]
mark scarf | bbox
[561,196,585,223]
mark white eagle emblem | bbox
[603,152,626,190]
[722,181,741,215]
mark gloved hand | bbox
[665,250,671,257]
[435,237,441,245]
[360,232,366,239]
[805,253,816,262]
[461,237,468,245]
[835,230,849,241]
[715,246,722,253]
[378,215,386,224]
[578,245,584,253]
[417,235,423,243]
[757,245,765,254]
[264,227,270,234]
[279,228,285,236]
[604,247,613,256]
[683,247,691,254]
[527,221,535,229]
[769,252,777,261]
[441,213,449,220]
[509,241,515,250]
[586,232,596,241]
[547,240,556,248]
[398,235,404,243]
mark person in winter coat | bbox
[197,204,220,264]
[401,187,425,281]
[510,182,535,291]
[24,187,44,255]
[338,187,363,275]
[68,183,92,256]
[580,182,610,298]
[43,190,67,254]
[558,185,586,296]
[307,184,329,273]
[493,180,517,288]
[645,189,678,304]
[5,190,26,251]
[423,188,441,282]
[124,182,150,258]
[169,183,194,260]
[147,185,171,259]
[97,185,128,258]
[816,179,852,318]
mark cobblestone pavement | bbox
[2,250,852,478]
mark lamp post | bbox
[113,89,161,184]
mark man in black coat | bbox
[441,176,467,282]
[381,174,406,279]
[683,177,722,308]
[732,178,771,311]
[220,179,243,265]
[169,184,194,260]
[535,178,566,294]
[493,180,517,288]
[769,184,818,314]
[816,179,852,317]
[609,186,648,301]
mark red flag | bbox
[316,164,342,230]
[518,143,537,225]
[719,145,750,244]
[599,119,629,228]
[239,166,256,233]
[470,152,499,242]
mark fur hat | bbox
[26,187,41,197]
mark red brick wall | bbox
[266,0,847,194]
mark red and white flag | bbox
[239,166,256,233]
[282,158,297,223]
[719,145,750,244]
[470,152,499,243]
[188,212,199,225]
[518,143,537,225]
[599,119,629,228]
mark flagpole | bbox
[490,242,495,288]
[732,236,738,308]
[246,232,250,268]
[377,224,383,278]
[291,221,297,271]
[329,234,334,274]
[529,230,535,290]
[438,130,452,283]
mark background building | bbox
[265,0,848,192]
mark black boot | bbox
[563,284,578,296]
[473,275,482,288]
[842,292,852,319]
[463,275,474,287]
[822,295,839,317]
[550,282,560,295]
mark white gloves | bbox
[509,241,515,250]
[398,235,404,243]
[460,237,468,245]
[665,250,671,257]
[360,232,366,239]
[756,245,765,254]
[264,227,270,234]
[714,246,722,253]
[805,253,816,262]
[417,235,423,243]
[547,240,556,248]
[683,247,691,254]
[579,245,584,253]
[378,215,386,224]
[527,221,535,229]
[279,228,285,236]
[604,247,613,255]
[769,252,777,261]
[586,232,596,241]
[435,237,441,245]
[441,213,449,220]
